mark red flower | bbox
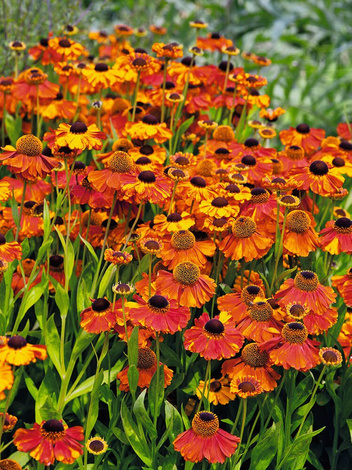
[173,411,240,463]
[183,312,244,360]
[13,419,84,465]
[319,217,352,254]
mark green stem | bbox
[296,365,327,438]
[15,180,27,241]
[231,398,247,469]
[270,207,288,294]
[122,201,144,250]
[131,71,141,122]
[167,180,178,215]
[230,399,243,435]
[196,360,211,412]
[90,192,118,297]
[160,59,169,123]
[153,332,161,427]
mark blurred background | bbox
[1,0,351,133]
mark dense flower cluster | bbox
[0,19,350,469]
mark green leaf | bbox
[98,264,116,298]
[55,283,70,319]
[79,234,99,265]
[36,368,59,422]
[250,422,279,469]
[164,400,183,444]
[77,277,90,312]
[85,369,104,438]
[283,426,325,470]
[133,389,157,440]
[23,371,38,401]
[148,364,165,418]
[112,426,129,444]
[160,342,182,368]
[128,326,139,367]
[5,113,22,146]
[45,315,62,374]
[71,329,95,360]
[120,399,153,466]
[291,374,314,411]
[346,418,352,443]
[127,365,139,397]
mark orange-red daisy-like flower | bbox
[46,122,106,151]
[13,419,84,466]
[279,123,325,154]
[173,411,240,463]
[260,322,320,372]
[319,217,352,255]
[127,294,190,334]
[80,298,118,334]
[235,299,283,342]
[283,210,320,257]
[219,216,273,262]
[230,375,263,398]
[117,347,173,392]
[222,342,281,392]
[82,62,120,90]
[218,285,266,322]
[196,377,236,405]
[122,170,172,206]
[104,249,133,265]
[28,37,62,65]
[0,362,14,399]
[0,412,18,432]
[1,134,58,181]
[12,68,60,105]
[155,262,216,308]
[183,312,244,360]
[0,235,22,262]
[152,42,183,59]
[288,160,344,196]
[49,37,87,61]
[125,115,173,143]
[196,32,233,51]
[158,230,216,269]
[0,336,47,366]
[274,270,336,316]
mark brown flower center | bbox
[70,122,88,134]
[334,217,352,233]
[8,336,27,350]
[108,151,134,172]
[249,302,273,322]
[294,271,319,291]
[251,187,269,204]
[310,161,329,176]
[192,412,219,437]
[92,298,110,312]
[173,261,200,285]
[204,319,225,335]
[296,123,310,134]
[282,322,308,344]
[232,217,256,238]
[238,381,256,393]
[171,230,195,250]
[209,380,222,392]
[241,343,269,367]
[16,134,43,156]
[286,210,311,233]
[241,285,264,305]
[137,348,157,369]
[148,295,170,313]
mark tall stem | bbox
[160,59,169,123]
[231,398,247,469]
[131,71,141,122]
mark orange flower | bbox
[117,347,173,392]
[158,230,216,269]
[13,419,84,466]
[222,342,280,392]
[12,68,60,105]
[279,123,325,154]
[49,37,87,61]
[1,134,58,181]
[319,217,352,254]
[0,336,47,366]
[152,212,195,234]
[283,210,320,257]
[218,285,265,321]
[28,38,62,65]
[274,270,336,316]
[260,322,320,372]
[122,170,172,205]
[235,299,283,342]
[40,92,77,121]
[80,298,118,334]
[0,362,14,399]
[152,42,183,59]
[219,216,273,262]
[127,294,190,334]
[125,115,173,143]
[104,249,133,265]
[288,161,344,196]
[0,413,18,432]
[155,262,216,308]
[47,122,106,151]
[230,375,263,398]
[196,33,233,51]
[183,312,244,360]
[173,411,240,463]
[196,377,236,405]
[0,235,22,262]
[82,63,121,90]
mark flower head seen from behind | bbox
[13,419,84,465]
[173,411,240,463]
